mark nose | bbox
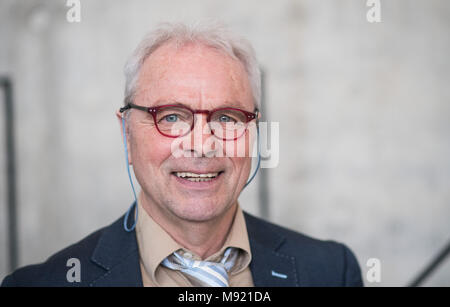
[184,113,218,158]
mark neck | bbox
[139,191,238,259]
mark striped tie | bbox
[161,247,238,287]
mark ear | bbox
[116,109,133,165]
[116,109,124,128]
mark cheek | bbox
[229,157,253,190]
[230,156,252,179]
[221,128,256,158]
[129,130,173,171]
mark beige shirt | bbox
[135,200,254,287]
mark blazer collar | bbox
[90,210,143,287]
[244,212,300,287]
[89,206,300,287]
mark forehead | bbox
[135,42,253,110]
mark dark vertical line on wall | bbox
[1,77,19,272]
[259,70,270,219]
[408,239,450,287]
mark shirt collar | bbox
[135,197,252,285]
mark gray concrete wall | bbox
[0,0,449,286]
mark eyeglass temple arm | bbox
[120,103,149,113]
[254,109,260,126]
[119,105,130,113]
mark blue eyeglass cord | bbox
[122,117,138,232]
[121,116,261,232]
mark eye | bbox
[163,114,178,122]
[218,115,235,123]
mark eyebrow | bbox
[151,100,250,110]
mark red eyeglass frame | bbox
[120,102,259,140]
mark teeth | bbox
[185,177,213,182]
[175,172,219,180]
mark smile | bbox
[173,171,223,182]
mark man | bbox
[2,22,363,287]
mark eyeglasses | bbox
[120,103,258,141]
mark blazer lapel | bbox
[244,212,300,287]
[87,208,301,287]
[89,211,143,287]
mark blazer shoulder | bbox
[244,210,335,246]
[244,211,364,286]
[1,226,106,287]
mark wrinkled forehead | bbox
[134,42,254,110]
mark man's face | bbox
[122,42,255,223]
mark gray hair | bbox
[123,22,261,110]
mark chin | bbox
[170,200,229,222]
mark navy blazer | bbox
[1,208,363,287]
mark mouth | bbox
[171,171,224,182]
